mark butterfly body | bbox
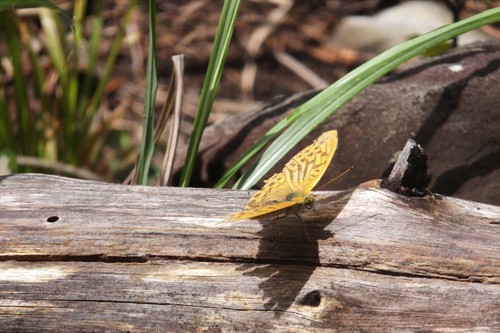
[226,130,338,222]
[285,192,307,203]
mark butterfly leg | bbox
[294,212,318,250]
[308,202,322,219]
[269,212,288,248]
[270,217,279,248]
[422,187,436,200]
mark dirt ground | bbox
[108,0,496,119]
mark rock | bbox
[329,1,493,52]
[172,41,500,206]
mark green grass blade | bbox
[213,117,292,189]
[80,1,136,164]
[0,87,14,150]
[227,7,500,190]
[0,10,34,154]
[39,8,67,84]
[179,0,241,187]
[65,0,85,124]
[135,0,157,185]
[79,2,103,113]
[86,3,136,119]
[0,0,59,11]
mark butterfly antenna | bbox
[318,166,354,190]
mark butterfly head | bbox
[303,194,316,209]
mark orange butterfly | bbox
[226,130,338,221]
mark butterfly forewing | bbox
[283,130,338,194]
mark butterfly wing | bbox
[282,130,338,195]
[225,201,297,221]
[226,130,338,222]
[226,172,297,221]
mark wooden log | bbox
[0,173,499,332]
[381,138,429,196]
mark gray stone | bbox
[173,41,500,206]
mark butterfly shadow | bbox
[237,189,353,318]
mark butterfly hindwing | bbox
[226,201,297,221]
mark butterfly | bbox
[226,130,338,222]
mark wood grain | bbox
[1,174,499,332]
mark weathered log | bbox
[0,173,499,332]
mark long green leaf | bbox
[179,0,241,187]
[226,7,500,190]
[135,0,157,184]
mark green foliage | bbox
[0,0,137,175]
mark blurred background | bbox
[0,0,498,187]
